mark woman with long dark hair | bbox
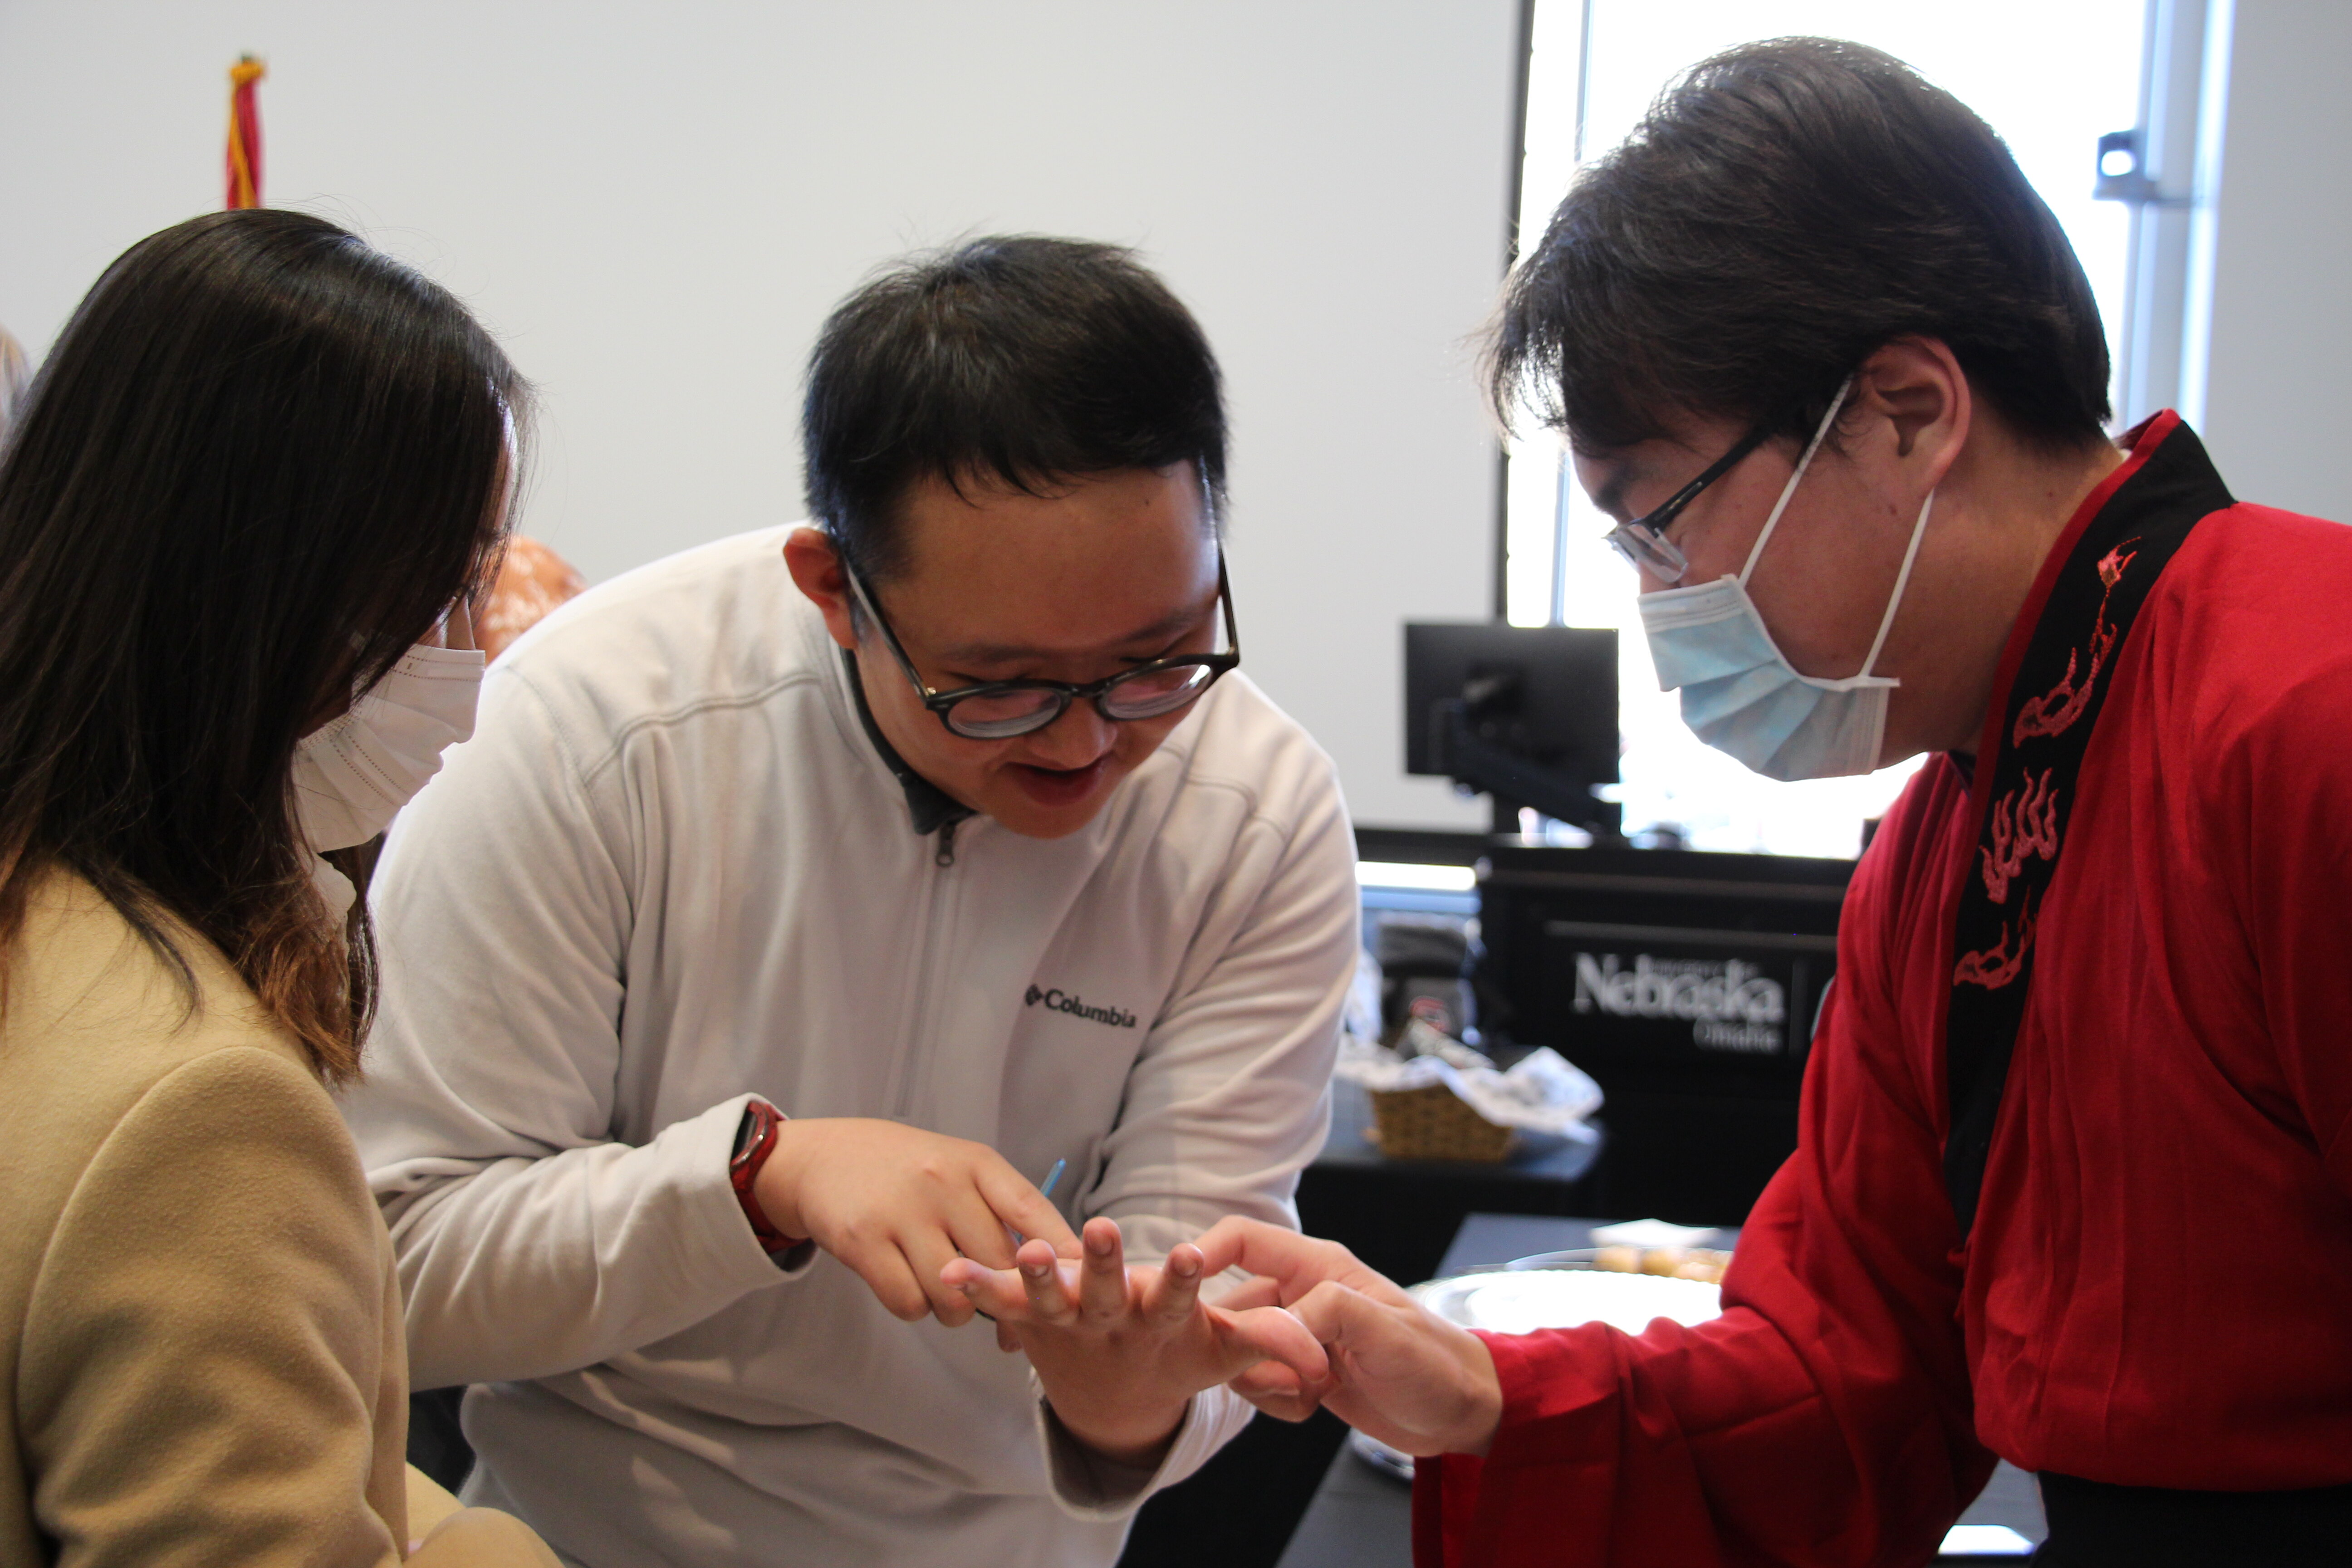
[0,211,556,1565]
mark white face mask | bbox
[1635,382,1934,782]
[293,642,485,916]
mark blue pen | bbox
[1000,1159,1069,1257]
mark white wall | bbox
[2197,0,2352,521]
[0,1,1515,828]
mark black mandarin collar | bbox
[841,648,976,838]
[1943,414,2230,798]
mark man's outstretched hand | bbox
[1188,1216,1504,1459]
[942,1217,1331,1465]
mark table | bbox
[1274,1214,2047,1566]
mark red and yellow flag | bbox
[225,55,265,209]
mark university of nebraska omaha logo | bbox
[1024,984,1138,1029]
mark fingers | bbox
[1209,1274,1284,1313]
[1231,1371,1326,1424]
[941,1257,1032,1321]
[1143,1243,1206,1327]
[900,1230,984,1326]
[1229,1360,1307,1400]
[941,1253,1086,1324]
[1280,1278,1499,1456]
[1284,1279,1388,1349]
[978,1163,1081,1256]
[1227,1357,1328,1424]
[1188,1217,1365,1304]
[1019,1237,1080,1327]
[945,1223,1268,1345]
[1188,1215,1307,1276]
[942,1186,1028,1273]
[840,1240,936,1323]
[1240,1390,1327,1423]
[1212,1303,1331,1388]
[1077,1219,1129,1323]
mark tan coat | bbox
[0,872,554,1568]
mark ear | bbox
[1852,337,1971,491]
[783,526,861,652]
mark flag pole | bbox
[225,55,266,209]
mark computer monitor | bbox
[1403,622,1619,833]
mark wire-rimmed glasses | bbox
[842,554,1241,740]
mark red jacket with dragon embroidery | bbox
[1418,413,2352,1566]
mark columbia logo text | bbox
[1024,985,1138,1030]
[1572,953,1786,1054]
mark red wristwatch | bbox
[730,1099,803,1253]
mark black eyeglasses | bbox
[842,554,1242,740]
[1603,419,1774,584]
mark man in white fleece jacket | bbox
[343,237,1358,1567]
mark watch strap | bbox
[730,1099,802,1253]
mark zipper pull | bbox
[935,818,959,868]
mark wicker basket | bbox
[1367,1083,1517,1163]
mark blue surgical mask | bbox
[1636,383,1933,782]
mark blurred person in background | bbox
[469,536,587,662]
[0,209,556,1568]
[975,38,2352,1568]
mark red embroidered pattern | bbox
[1945,417,2220,1235]
[2012,544,2138,744]
[1955,895,2037,989]
[1979,767,2060,903]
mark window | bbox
[1503,0,2150,858]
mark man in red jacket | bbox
[1148,36,2352,1568]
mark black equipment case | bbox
[1478,842,1856,1225]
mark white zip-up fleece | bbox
[342,526,1358,1568]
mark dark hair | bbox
[802,235,1226,581]
[1491,37,2111,455]
[0,209,527,1082]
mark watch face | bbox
[732,1103,770,1166]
